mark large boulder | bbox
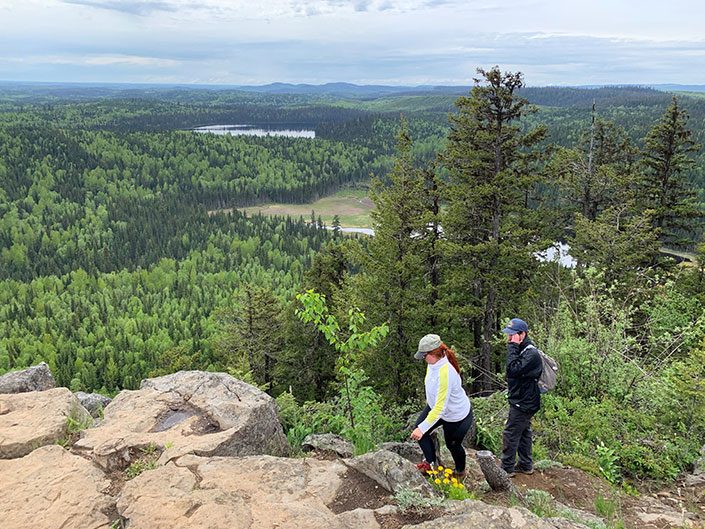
[0,387,92,458]
[0,445,114,529]
[302,433,354,458]
[74,371,289,470]
[378,441,424,462]
[75,391,112,418]
[344,449,434,496]
[116,454,383,529]
[404,499,591,529]
[0,362,55,394]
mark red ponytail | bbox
[430,343,462,380]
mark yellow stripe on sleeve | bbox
[419,363,449,433]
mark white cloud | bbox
[0,0,704,84]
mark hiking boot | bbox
[453,469,468,481]
[416,461,434,474]
[516,467,535,475]
[506,471,516,478]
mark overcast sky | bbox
[1,0,704,86]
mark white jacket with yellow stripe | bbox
[418,356,471,433]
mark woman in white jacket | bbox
[410,334,474,478]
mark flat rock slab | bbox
[405,500,591,529]
[0,362,55,393]
[117,454,383,529]
[0,387,92,458]
[75,371,289,470]
[0,445,114,529]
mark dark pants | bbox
[414,406,474,473]
[501,405,534,472]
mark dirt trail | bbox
[491,465,704,529]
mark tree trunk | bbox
[476,450,518,494]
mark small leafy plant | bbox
[425,465,476,500]
[125,443,159,479]
[596,442,621,485]
[523,489,557,518]
[394,487,446,512]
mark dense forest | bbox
[1,74,704,487]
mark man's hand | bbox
[410,427,424,441]
[509,333,523,344]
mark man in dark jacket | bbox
[501,317,542,476]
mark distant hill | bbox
[651,84,705,93]
[232,82,469,98]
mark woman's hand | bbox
[410,427,424,441]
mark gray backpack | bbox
[525,344,559,393]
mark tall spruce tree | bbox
[641,96,702,247]
[352,117,436,400]
[214,285,283,392]
[440,67,547,392]
[551,116,637,222]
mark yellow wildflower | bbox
[437,465,444,471]
[459,483,465,489]
[426,470,433,475]
[443,478,450,484]
[445,468,452,475]
[434,478,441,484]
[451,477,458,484]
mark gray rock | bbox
[0,388,92,458]
[0,363,55,394]
[683,444,705,486]
[407,499,592,529]
[344,449,434,497]
[378,441,424,463]
[75,370,290,471]
[75,392,112,418]
[694,444,705,474]
[302,433,354,458]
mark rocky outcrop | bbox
[0,362,55,394]
[0,445,114,529]
[404,499,591,529]
[74,371,289,470]
[302,433,354,458]
[75,391,112,418]
[344,449,434,496]
[0,387,92,458]
[378,441,424,462]
[116,454,384,529]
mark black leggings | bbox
[414,406,474,472]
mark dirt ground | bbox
[483,464,704,529]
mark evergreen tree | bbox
[440,67,548,392]
[332,215,342,236]
[571,206,659,295]
[214,285,283,392]
[352,117,436,400]
[641,96,702,247]
[550,116,637,222]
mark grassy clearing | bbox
[237,188,375,228]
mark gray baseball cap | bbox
[415,334,442,360]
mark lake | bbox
[193,125,315,138]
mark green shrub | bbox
[394,487,446,511]
[523,489,556,518]
[471,392,506,454]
